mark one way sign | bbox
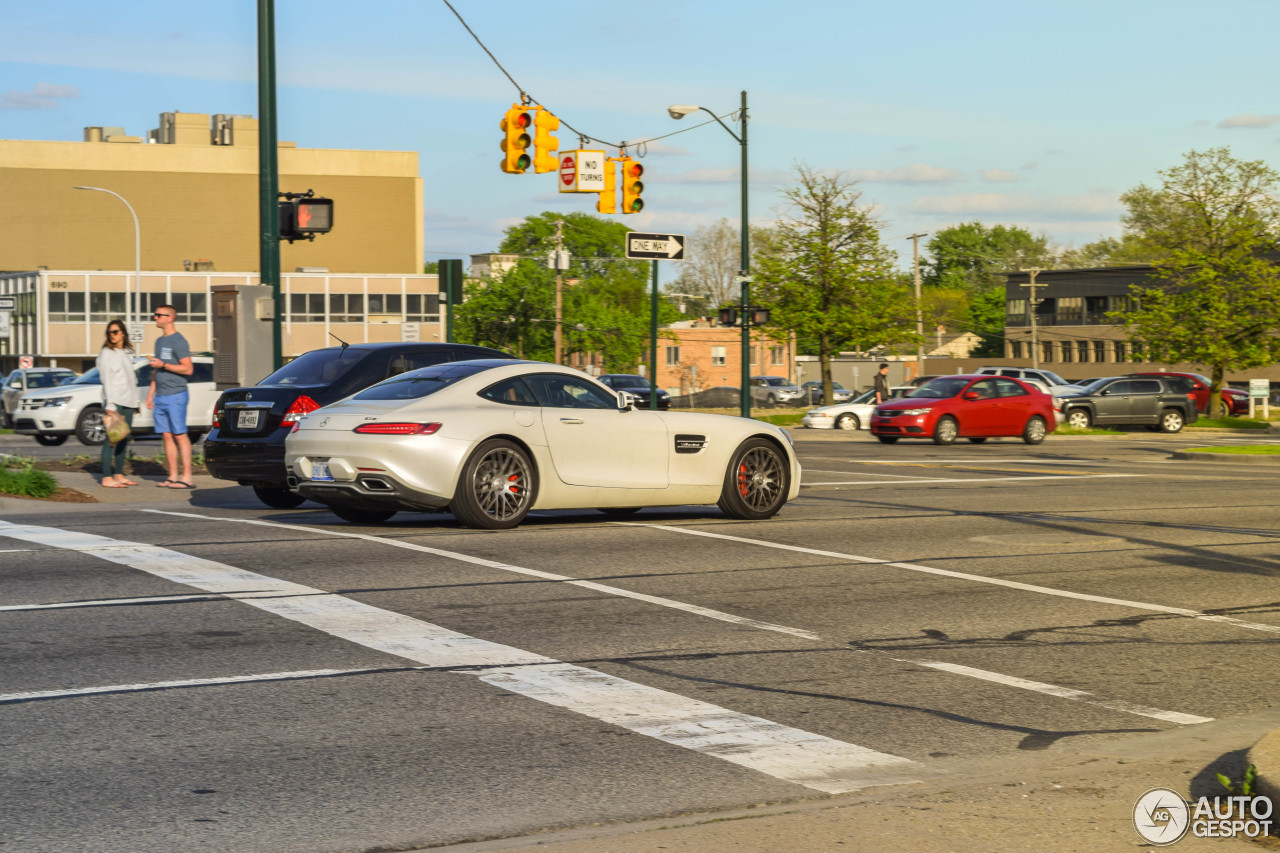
[625,232,685,261]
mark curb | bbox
[1171,450,1280,463]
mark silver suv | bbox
[975,367,1084,398]
[750,375,804,407]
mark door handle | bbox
[560,417,584,424]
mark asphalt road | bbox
[3,430,1280,851]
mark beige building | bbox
[0,110,422,274]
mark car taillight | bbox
[281,395,321,425]
[352,422,442,435]
[212,403,222,428]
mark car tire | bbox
[35,434,67,447]
[835,413,860,431]
[75,406,106,446]
[718,437,790,520]
[876,435,898,444]
[329,504,397,524]
[1160,409,1185,433]
[766,394,777,408]
[932,416,958,445]
[253,485,306,509]
[451,439,537,529]
[967,436,988,444]
[1065,408,1091,429]
[1022,415,1048,445]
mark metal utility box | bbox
[211,284,275,390]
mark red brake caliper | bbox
[737,463,749,497]
[507,474,520,494]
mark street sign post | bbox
[625,232,685,260]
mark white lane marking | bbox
[638,524,1280,635]
[1,593,221,612]
[898,660,1212,725]
[0,668,378,704]
[803,474,1139,486]
[0,520,914,794]
[135,512,1209,728]
[140,509,820,641]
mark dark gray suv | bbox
[1058,376,1198,433]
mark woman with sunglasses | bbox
[97,319,140,487]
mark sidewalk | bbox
[0,469,261,513]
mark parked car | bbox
[1057,376,1198,432]
[975,366,1085,398]
[800,380,854,405]
[597,374,671,410]
[870,374,1056,445]
[749,375,805,407]
[285,360,800,528]
[1,367,77,428]
[802,389,876,430]
[1127,372,1248,417]
[205,342,515,508]
[12,358,216,446]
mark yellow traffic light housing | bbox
[532,107,560,174]
[500,105,532,174]
[620,157,644,214]
[596,157,618,214]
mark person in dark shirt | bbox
[874,363,890,404]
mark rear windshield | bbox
[353,361,499,401]
[26,372,74,388]
[260,348,366,386]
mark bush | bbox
[0,466,59,498]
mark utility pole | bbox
[908,233,927,376]
[257,0,282,369]
[1020,267,1042,369]
[553,219,565,365]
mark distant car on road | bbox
[1057,376,1198,433]
[205,342,515,508]
[802,389,876,430]
[871,374,1055,445]
[13,358,216,446]
[597,374,671,410]
[975,366,1085,398]
[800,380,854,405]
[750,375,805,407]
[2,367,76,428]
[1126,371,1248,417]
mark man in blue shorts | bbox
[147,305,195,488]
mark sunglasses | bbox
[153,313,172,318]
[109,329,124,334]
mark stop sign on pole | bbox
[19,355,33,369]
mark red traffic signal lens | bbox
[515,111,531,128]
[626,162,644,178]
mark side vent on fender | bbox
[674,434,707,454]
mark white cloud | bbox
[1,82,80,110]
[848,164,958,183]
[979,168,1021,183]
[1218,113,1280,129]
[910,192,1121,220]
[666,167,793,185]
[639,141,693,157]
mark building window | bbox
[749,348,758,366]
[48,291,86,322]
[1058,296,1083,325]
[770,346,784,366]
[665,345,680,365]
[367,293,403,315]
[143,292,169,315]
[711,346,726,366]
[405,293,440,322]
[1114,341,1127,362]
[290,293,325,322]
[171,292,208,323]
[1094,341,1107,362]
[89,292,127,322]
[1010,341,1023,359]
[1061,341,1073,363]
[1042,341,1054,363]
[1077,341,1089,362]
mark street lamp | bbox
[669,91,751,418]
[73,186,141,338]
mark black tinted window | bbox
[354,361,497,401]
[191,362,214,383]
[479,377,539,406]
[1132,379,1163,394]
[526,373,616,409]
[26,372,74,388]
[260,348,368,386]
[388,350,453,377]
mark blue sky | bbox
[5,0,1279,272]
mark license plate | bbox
[236,409,261,430]
[310,459,333,482]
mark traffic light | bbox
[620,157,644,214]
[718,307,739,326]
[532,106,560,174]
[500,105,532,174]
[596,157,617,214]
[278,194,333,242]
[751,307,770,325]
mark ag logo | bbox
[1134,787,1190,845]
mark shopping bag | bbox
[103,409,131,446]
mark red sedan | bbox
[871,374,1057,445]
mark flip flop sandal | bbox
[155,479,176,487]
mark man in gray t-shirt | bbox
[147,305,196,488]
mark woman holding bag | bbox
[97,319,140,487]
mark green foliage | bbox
[0,464,58,497]
[754,165,916,373]
[1217,764,1257,797]
[1058,234,1160,268]
[1113,148,1280,414]
[454,212,680,371]
[423,261,440,274]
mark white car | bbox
[802,389,877,430]
[13,356,217,446]
[286,360,802,528]
[975,367,1085,399]
[2,367,77,428]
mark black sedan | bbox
[205,342,514,507]
[597,374,671,410]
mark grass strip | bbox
[0,465,59,497]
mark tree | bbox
[753,165,915,404]
[923,222,1055,358]
[453,212,680,371]
[664,219,774,317]
[1113,147,1280,416]
[1057,234,1158,268]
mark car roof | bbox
[302,341,512,355]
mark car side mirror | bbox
[7,381,19,389]
[963,391,981,401]
[617,391,636,411]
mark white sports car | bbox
[801,389,877,430]
[285,359,801,528]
